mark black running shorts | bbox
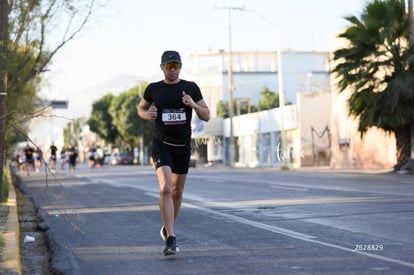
[151,138,191,174]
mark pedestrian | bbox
[49,142,58,173]
[137,50,210,256]
[67,145,78,172]
[16,152,25,172]
[88,147,96,168]
[24,143,34,176]
[33,148,42,173]
[60,148,67,170]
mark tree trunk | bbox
[0,0,10,202]
[409,0,414,163]
[394,124,411,170]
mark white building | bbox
[188,50,331,168]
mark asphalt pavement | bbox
[4,163,414,274]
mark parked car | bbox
[105,153,134,165]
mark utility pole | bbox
[216,5,243,167]
[0,0,10,200]
[227,7,235,168]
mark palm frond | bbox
[332,0,414,135]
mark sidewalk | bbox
[0,170,22,275]
[292,166,395,174]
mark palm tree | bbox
[332,0,414,170]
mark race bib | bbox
[162,108,186,125]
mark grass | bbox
[0,168,10,262]
[1,168,8,203]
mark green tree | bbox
[332,0,414,170]
[216,100,229,118]
[1,0,100,195]
[6,46,44,147]
[109,84,153,152]
[109,87,141,147]
[88,94,119,144]
[216,99,248,118]
[257,86,279,111]
[6,0,99,141]
[63,117,84,146]
[87,83,153,160]
[8,0,98,79]
[216,86,279,118]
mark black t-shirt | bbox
[50,145,57,156]
[143,79,203,144]
[25,147,34,161]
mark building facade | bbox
[188,50,331,168]
[188,49,399,170]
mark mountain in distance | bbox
[29,74,161,149]
[67,74,158,118]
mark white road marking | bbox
[103,179,414,269]
[148,190,414,269]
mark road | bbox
[15,164,414,274]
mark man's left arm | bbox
[193,99,210,122]
[182,91,210,122]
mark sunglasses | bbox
[163,62,182,71]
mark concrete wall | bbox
[297,91,331,167]
[329,88,396,170]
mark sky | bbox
[32,0,370,147]
[41,0,367,103]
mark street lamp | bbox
[240,8,288,169]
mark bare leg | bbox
[156,166,187,237]
[26,162,31,175]
[171,173,187,220]
[157,166,175,237]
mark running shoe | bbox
[163,236,177,256]
[160,225,167,241]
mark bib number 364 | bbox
[162,108,186,125]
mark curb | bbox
[1,170,22,275]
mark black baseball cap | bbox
[161,50,181,64]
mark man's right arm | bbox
[137,98,158,121]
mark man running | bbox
[137,50,210,256]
